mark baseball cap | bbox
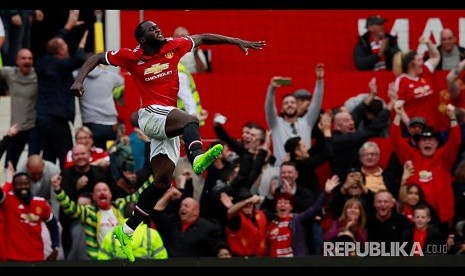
[346,167,361,175]
[293,89,312,100]
[366,15,387,28]
[413,126,441,142]
[408,117,426,128]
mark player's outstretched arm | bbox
[190,33,266,55]
[70,53,107,97]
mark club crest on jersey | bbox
[419,170,433,182]
[165,51,174,59]
[144,63,170,75]
[35,206,42,214]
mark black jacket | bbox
[152,211,228,257]
[330,107,390,180]
[35,28,86,122]
[354,32,400,71]
[402,224,444,255]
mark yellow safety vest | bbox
[98,221,168,260]
[177,63,205,126]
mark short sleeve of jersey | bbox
[394,75,406,100]
[105,37,193,67]
[161,36,195,58]
[177,36,195,54]
[105,48,134,67]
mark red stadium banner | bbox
[116,10,464,139]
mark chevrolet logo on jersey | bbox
[144,63,170,75]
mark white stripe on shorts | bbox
[145,106,169,116]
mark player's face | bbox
[143,21,165,48]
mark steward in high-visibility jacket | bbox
[98,219,168,260]
[177,63,205,126]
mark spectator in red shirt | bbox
[220,188,268,257]
[391,102,461,234]
[0,172,60,261]
[266,175,340,257]
[393,36,444,130]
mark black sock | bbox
[125,183,170,230]
[183,121,203,162]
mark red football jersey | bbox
[395,63,447,130]
[1,189,52,261]
[106,37,194,108]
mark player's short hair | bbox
[135,20,150,42]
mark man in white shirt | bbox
[173,26,209,73]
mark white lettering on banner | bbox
[460,18,465,47]
[418,18,443,56]
[390,19,409,52]
[358,18,465,54]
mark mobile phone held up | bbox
[214,114,227,125]
[275,77,292,86]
